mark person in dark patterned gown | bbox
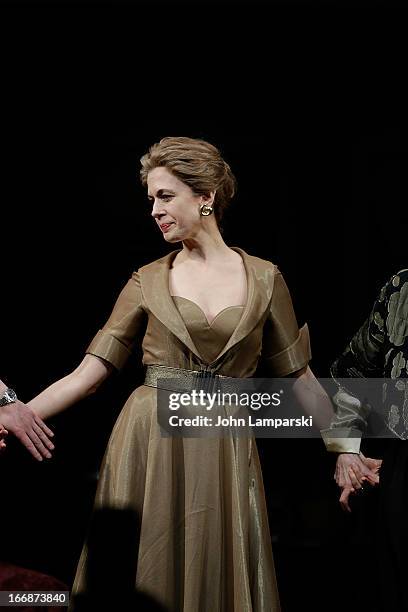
[322,269,408,612]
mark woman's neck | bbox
[179,232,232,264]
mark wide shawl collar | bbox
[139,247,276,367]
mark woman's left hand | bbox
[335,452,380,489]
[359,452,383,473]
[336,452,382,512]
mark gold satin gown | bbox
[69,247,311,612]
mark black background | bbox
[0,1,407,610]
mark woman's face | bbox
[147,167,213,243]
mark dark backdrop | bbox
[0,2,407,610]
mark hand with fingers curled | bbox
[335,452,383,513]
[0,424,8,451]
[0,399,55,461]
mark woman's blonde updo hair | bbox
[140,136,237,226]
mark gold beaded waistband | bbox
[144,364,231,388]
[144,365,245,392]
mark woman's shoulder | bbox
[239,248,280,275]
[136,249,180,274]
[134,247,281,277]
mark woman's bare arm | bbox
[291,365,335,430]
[27,354,113,420]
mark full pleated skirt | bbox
[68,385,280,612]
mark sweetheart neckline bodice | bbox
[171,295,245,327]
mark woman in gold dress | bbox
[27,137,323,611]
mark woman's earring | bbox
[200,203,213,216]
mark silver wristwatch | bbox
[0,388,17,407]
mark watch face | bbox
[5,389,17,403]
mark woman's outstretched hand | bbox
[0,401,54,461]
[335,452,382,513]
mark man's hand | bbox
[0,401,54,461]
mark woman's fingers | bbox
[362,456,383,473]
[334,462,340,483]
[348,466,363,490]
[337,464,348,488]
[341,464,356,490]
[340,486,354,513]
[348,457,375,486]
[349,459,363,480]
[336,454,369,489]
[338,468,348,489]
[336,453,382,514]
[360,452,383,471]
[361,464,380,485]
